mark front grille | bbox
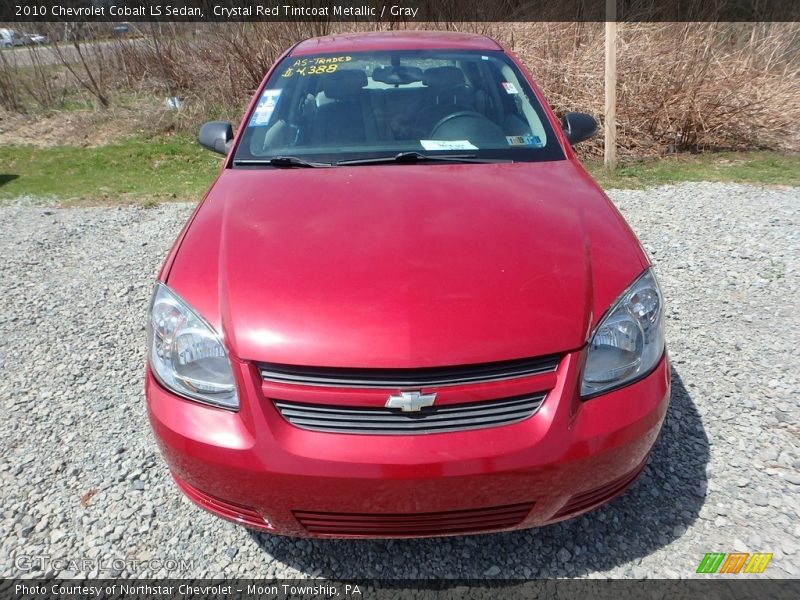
[294,502,534,536]
[273,393,545,434]
[259,354,560,388]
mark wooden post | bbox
[604,0,617,169]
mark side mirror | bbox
[561,112,598,145]
[199,121,234,155]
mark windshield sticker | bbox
[506,135,544,147]
[502,82,519,95]
[420,140,478,151]
[248,89,281,127]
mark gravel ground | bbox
[0,182,798,579]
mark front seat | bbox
[311,70,378,145]
[414,66,476,136]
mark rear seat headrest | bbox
[323,70,368,100]
[423,66,466,89]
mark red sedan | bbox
[146,31,669,538]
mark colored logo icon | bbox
[697,552,773,574]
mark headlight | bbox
[147,283,238,409]
[581,268,665,398]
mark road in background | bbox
[0,38,145,66]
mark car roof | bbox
[291,30,503,55]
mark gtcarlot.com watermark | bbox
[14,554,194,574]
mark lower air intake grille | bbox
[551,458,649,520]
[294,502,535,536]
[273,393,545,435]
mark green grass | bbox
[0,134,222,205]
[586,151,800,189]
[0,138,797,206]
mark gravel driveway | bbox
[1,183,797,579]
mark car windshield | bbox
[233,49,565,166]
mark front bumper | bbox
[146,351,670,538]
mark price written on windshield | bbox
[281,56,352,77]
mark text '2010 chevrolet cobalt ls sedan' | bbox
[146,31,670,538]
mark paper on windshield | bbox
[420,140,478,151]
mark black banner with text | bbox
[1,0,799,23]
[3,579,800,600]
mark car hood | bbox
[167,160,647,367]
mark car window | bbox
[234,50,565,165]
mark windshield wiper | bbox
[233,156,332,168]
[337,152,511,166]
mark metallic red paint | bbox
[146,31,669,538]
[291,31,503,55]
[167,160,647,368]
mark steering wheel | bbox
[430,111,488,135]
[429,111,506,143]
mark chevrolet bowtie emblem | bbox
[385,390,437,412]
